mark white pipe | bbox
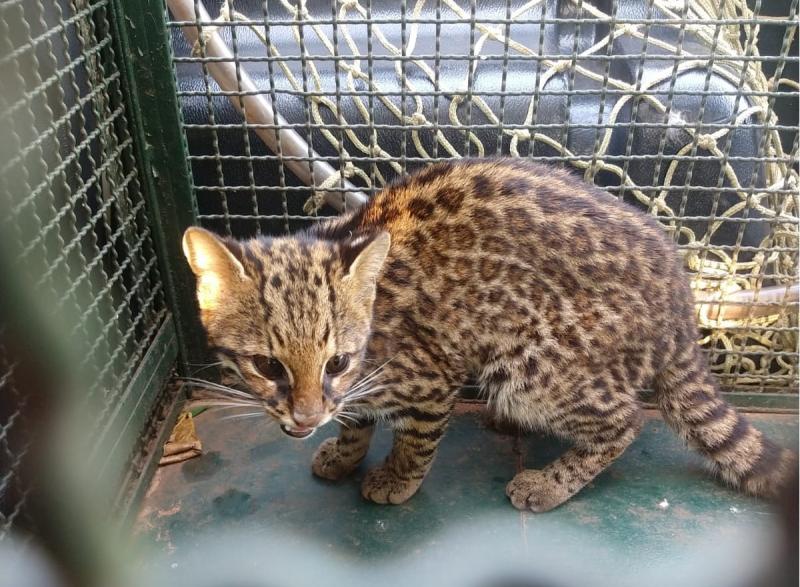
[696,284,800,321]
[167,0,368,212]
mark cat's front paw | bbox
[311,437,360,481]
[361,465,423,504]
[506,469,570,513]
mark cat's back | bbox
[310,158,689,363]
[317,158,679,280]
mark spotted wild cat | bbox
[182,158,796,512]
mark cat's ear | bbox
[341,231,391,298]
[182,227,248,310]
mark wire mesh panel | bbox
[0,0,171,544]
[166,0,800,395]
[167,0,798,395]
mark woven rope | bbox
[205,0,798,390]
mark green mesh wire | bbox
[0,0,168,542]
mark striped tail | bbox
[655,343,797,498]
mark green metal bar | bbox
[109,0,204,373]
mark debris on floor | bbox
[159,411,202,466]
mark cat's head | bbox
[182,226,390,438]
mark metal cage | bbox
[0,0,798,564]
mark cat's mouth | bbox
[280,424,315,439]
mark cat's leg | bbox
[312,420,374,481]
[506,393,643,513]
[361,389,455,504]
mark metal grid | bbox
[0,0,168,542]
[167,0,799,395]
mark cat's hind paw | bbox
[506,469,570,513]
[361,465,423,504]
[311,437,361,481]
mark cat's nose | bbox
[292,409,323,428]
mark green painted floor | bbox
[134,404,798,587]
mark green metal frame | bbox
[110,0,204,374]
[100,0,204,516]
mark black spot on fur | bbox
[472,175,495,198]
[500,177,533,198]
[708,413,750,453]
[410,229,430,252]
[387,258,413,285]
[436,186,466,213]
[408,197,435,220]
[506,207,535,233]
[394,406,449,423]
[525,357,539,378]
[379,206,402,224]
[488,366,510,385]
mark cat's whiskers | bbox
[178,377,259,400]
[349,355,396,389]
[336,410,360,422]
[218,357,245,382]
[191,399,265,409]
[334,416,352,429]
[348,371,385,395]
[219,411,266,421]
[188,361,224,375]
[344,385,387,404]
[344,358,396,403]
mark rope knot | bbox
[191,27,219,57]
[616,23,639,37]
[339,0,360,9]
[512,128,531,141]
[407,112,428,126]
[696,134,717,151]
[303,191,326,215]
[550,60,571,74]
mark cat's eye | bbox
[325,354,350,376]
[252,355,286,380]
